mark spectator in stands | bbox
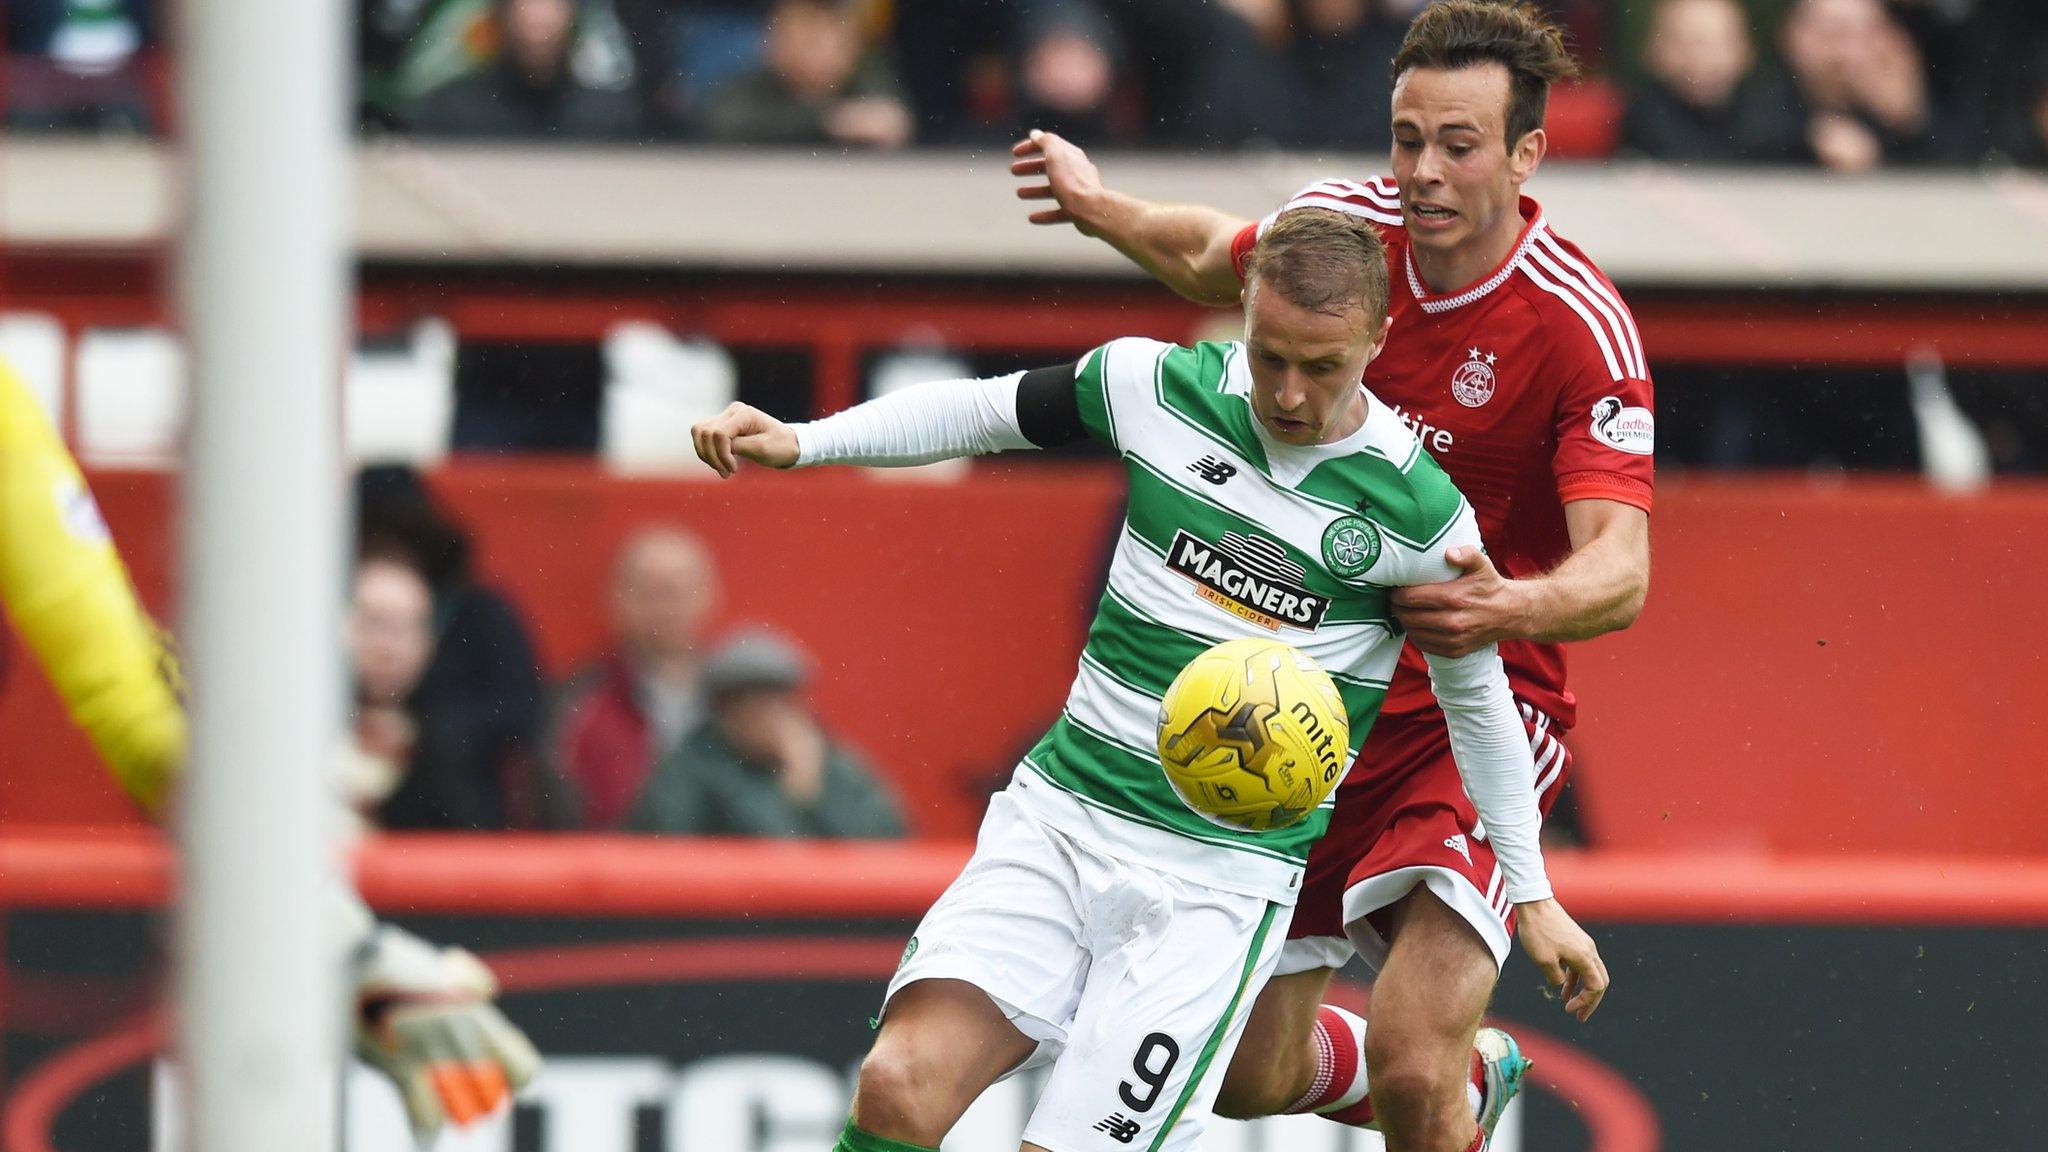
[1886,0,2003,161]
[1620,0,1764,162]
[888,0,1008,143]
[691,0,912,148]
[1009,0,1137,146]
[345,551,438,824]
[627,630,905,839]
[1742,0,1944,170]
[1287,0,1408,151]
[540,526,721,828]
[1994,41,2048,167]
[405,0,647,140]
[357,465,545,829]
[1107,0,1300,148]
[4,0,156,132]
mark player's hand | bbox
[1515,898,1608,1022]
[1391,547,1534,658]
[353,924,543,1146]
[1011,129,1105,234]
[691,402,800,477]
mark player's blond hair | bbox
[1393,0,1579,150]
[1242,207,1390,329]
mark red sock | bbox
[1290,1006,1492,1133]
[1283,1005,1375,1124]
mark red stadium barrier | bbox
[4,833,2048,924]
[4,467,2045,855]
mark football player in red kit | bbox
[1011,3,1648,1150]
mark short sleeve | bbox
[1374,497,1485,589]
[1073,336,1175,452]
[1553,357,1655,512]
[1353,449,1481,589]
[1229,221,1260,282]
[1534,255,1655,511]
[1231,177,1404,283]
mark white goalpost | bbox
[172,0,352,1149]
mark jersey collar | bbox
[1404,195,1544,315]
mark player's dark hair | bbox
[1242,208,1390,328]
[1392,0,1579,150]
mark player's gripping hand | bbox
[353,924,543,1145]
[1514,898,1609,1023]
[691,402,800,477]
[1011,129,1105,233]
[1391,546,1532,658]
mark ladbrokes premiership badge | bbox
[1451,347,1497,408]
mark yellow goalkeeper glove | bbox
[351,920,543,1144]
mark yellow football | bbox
[1156,637,1349,833]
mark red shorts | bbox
[1280,700,1571,974]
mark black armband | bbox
[1015,362,1088,448]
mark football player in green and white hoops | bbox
[690,206,1606,1152]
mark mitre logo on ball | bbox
[1451,347,1497,408]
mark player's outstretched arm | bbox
[1528,498,1650,642]
[1394,500,1649,657]
[1402,502,1611,1021]
[694,367,1089,477]
[0,361,185,810]
[1010,130,1248,308]
[2,362,546,1134]
[1422,638,1610,1022]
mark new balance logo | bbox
[1444,834,1472,865]
[1189,456,1237,485]
[1094,1114,1142,1144]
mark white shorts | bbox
[884,792,1290,1152]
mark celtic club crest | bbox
[1451,347,1497,408]
[1321,516,1381,578]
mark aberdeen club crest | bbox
[1451,347,1497,408]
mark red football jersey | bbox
[1231,176,1654,728]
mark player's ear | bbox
[1510,127,1547,183]
[1363,314,1391,365]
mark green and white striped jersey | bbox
[1009,337,1485,904]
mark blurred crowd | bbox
[7,0,2048,167]
[340,464,907,839]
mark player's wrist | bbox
[1068,185,1126,239]
[1499,576,1553,643]
[788,422,819,467]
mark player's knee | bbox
[852,1044,949,1141]
[1363,1027,1464,1120]
[1368,1012,1466,1090]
